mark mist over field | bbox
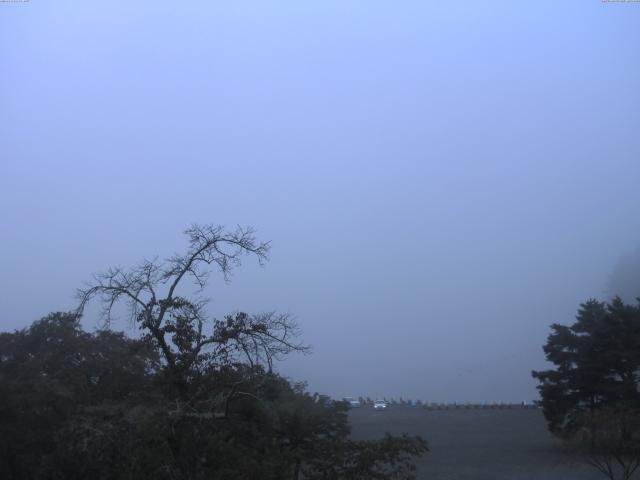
[2,0,640,406]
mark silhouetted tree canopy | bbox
[1,224,427,479]
[532,297,640,434]
[0,312,159,479]
[532,297,640,479]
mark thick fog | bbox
[2,1,639,403]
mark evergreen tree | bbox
[532,297,640,434]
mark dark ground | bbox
[348,406,605,480]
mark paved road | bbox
[349,407,606,480]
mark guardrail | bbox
[354,400,539,410]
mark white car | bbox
[373,400,388,410]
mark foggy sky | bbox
[2,1,640,403]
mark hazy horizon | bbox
[2,1,640,403]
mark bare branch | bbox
[74,224,304,398]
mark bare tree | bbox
[76,224,308,397]
[568,406,640,480]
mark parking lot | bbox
[348,406,605,480]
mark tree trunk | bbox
[293,458,301,480]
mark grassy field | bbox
[348,406,605,480]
